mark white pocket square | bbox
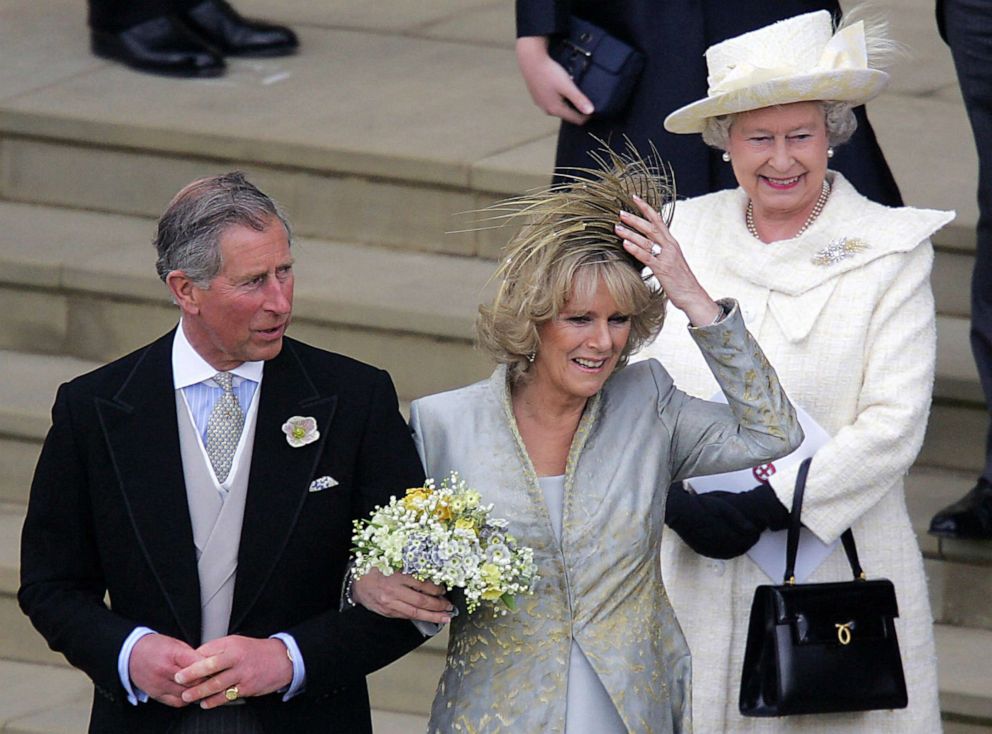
[309,476,339,492]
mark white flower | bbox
[349,470,539,615]
[282,416,319,447]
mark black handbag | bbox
[550,17,645,119]
[738,458,909,717]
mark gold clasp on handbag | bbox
[835,622,853,645]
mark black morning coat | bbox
[19,332,426,733]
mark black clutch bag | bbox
[738,458,908,717]
[550,16,645,119]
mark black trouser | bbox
[87,0,201,32]
[943,0,992,482]
[169,703,264,734]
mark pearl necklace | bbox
[746,180,831,241]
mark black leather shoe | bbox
[179,0,299,57]
[929,479,992,539]
[91,16,224,78]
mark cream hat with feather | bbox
[664,10,890,134]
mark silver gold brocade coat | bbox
[409,304,802,734]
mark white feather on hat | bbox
[664,10,890,134]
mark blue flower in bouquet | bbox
[351,471,538,614]
[401,534,433,576]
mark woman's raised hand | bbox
[616,195,722,327]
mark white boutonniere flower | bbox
[282,416,319,447]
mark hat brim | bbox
[664,69,889,134]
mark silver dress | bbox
[410,303,803,734]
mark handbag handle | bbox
[784,457,865,584]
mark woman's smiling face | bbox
[530,273,632,405]
[725,101,830,224]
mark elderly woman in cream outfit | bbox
[635,10,953,733]
[387,151,803,734]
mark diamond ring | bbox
[650,243,662,256]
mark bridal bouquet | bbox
[351,471,538,614]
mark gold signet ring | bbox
[224,686,240,702]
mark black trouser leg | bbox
[944,0,992,482]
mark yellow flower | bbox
[434,502,453,522]
[481,588,503,601]
[402,488,431,511]
[455,517,476,533]
[480,562,502,586]
[464,491,481,508]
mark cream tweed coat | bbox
[636,172,953,733]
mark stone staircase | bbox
[1,0,990,731]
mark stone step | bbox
[5,469,992,722]
[0,197,981,408]
[2,621,989,729]
[6,467,991,657]
[936,313,982,405]
[906,468,992,631]
[4,329,992,515]
[3,344,988,506]
[0,201,494,403]
[0,497,446,719]
[0,351,103,505]
[934,248,974,319]
[936,625,992,727]
[0,0,978,259]
[0,0,549,258]
[947,724,992,734]
[0,658,430,733]
[921,401,988,475]
[0,196,976,360]
[6,451,987,640]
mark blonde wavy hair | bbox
[476,144,675,384]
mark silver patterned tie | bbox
[206,372,244,484]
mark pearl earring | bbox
[722,152,731,162]
[526,352,535,364]
[827,147,834,159]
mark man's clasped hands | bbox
[129,632,293,709]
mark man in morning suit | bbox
[18,172,452,733]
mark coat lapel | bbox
[719,173,954,297]
[95,331,201,644]
[230,340,337,629]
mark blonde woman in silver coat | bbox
[353,150,804,733]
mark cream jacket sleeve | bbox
[767,240,936,543]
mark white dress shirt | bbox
[117,323,306,704]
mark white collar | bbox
[172,321,265,390]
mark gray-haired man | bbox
[19,172,450,733]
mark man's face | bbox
[178,217,294,371]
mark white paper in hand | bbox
[686,395,836,583]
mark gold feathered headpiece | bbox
[473,142,677,383]
[484,141,677,292]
